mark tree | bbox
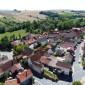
[72,81,82,85]
[1,73,8,83]
[13,43,26,55]
[21,60,28,68]
[48,24,55,30]
[53,52,58,56]
[0,36,12,50]
[41,44,46,47]
[80,34,84,39]
[44,47,47,52]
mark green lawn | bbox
[59,12,74,16]
[0,30,28,40]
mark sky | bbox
[0,0,85,10]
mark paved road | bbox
[34,41,85,85]
[72,41,85,82]
[34,76,70,85]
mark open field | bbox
[0,30,28,40]
[0,11,47,22]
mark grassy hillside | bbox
[0,30,28,40]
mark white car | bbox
[78,60,81,63]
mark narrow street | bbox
[72,40,85,82]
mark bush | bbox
[44,47,47,51]
[41,44,46,47]
[53,52,58,56]
[0,73,8,83]
[0,83,5,85]
[32,78,35,83]
[21,60,28,68]
[44,70,58,81]
[72,81,82,85]
[56,41,62,45]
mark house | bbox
[72,27,81,31]
[22,34,36,40]
[10,63,24,74]
[47,34,59,38]
[55,47,65,56]
[32,61,44,73]
[64,31,77,39]
[40,56,51,65]
[81,27,85,34]
[28,51,44,73]
[57,41,74,52]
[37,37,48,45]
[0,59,17,76]
[17,47,33,59]
[22,38,36,45]
[5,79,18,85]
[29,42,38,49]
[46,45,52,50]
[0,56,9,65]
[48,46,56,55]
[17,69,33,85]
[11,40,23,46]
[64,52,73,63]
[56,61,71,75]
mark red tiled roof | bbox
[62,41,74,47]
[30,50,44,62]
[56,61,71,70]
[72,27,81,31]
[40,56,51,65]
[17,54,23,59]
[23,38,36,44]
[17,69,33,83]
[10,64,24,73]
[81,27,85,31]
[46,45,52,49]
[11,41,18,45]
[65,52,73,62]
[0,59,17,75]
[17,47,32,59]
[5,79,18,85]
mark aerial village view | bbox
[0,0,85,85]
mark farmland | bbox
[0,11,47,22]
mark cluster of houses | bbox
[0,27,85,85]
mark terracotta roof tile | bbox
[10,64,24,73]
[0,59,17,75]
[5,79,18,85]
[17,69,33,83]
[40,56,51,65]
[56,61,71,70]
[22,38,36,44]
[17,47,32,59]
[30,50,44,62]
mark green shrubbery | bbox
[44,70,58,81]
[53,52,58,56]
[72,81,82,85]
[82,57,85,67]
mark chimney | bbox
[26,71,27,77]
